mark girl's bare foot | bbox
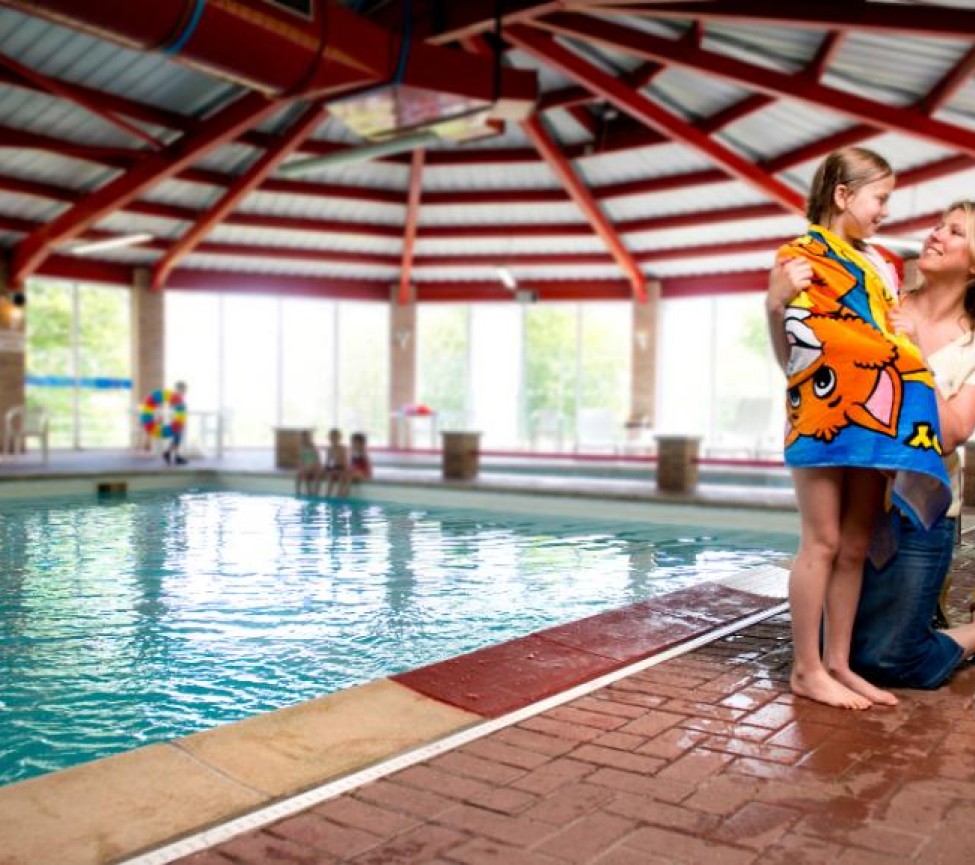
[791,668,871,710]
[831,667,898,706]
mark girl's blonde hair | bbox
[806,147,893,225]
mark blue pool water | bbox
[0,489,796,786]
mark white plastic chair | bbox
[529,409,565,451]
[4,405,50,463]
[575,408,619,453]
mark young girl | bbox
[294,430,321,496]
[339,431,372,496]
[767,147,950,709]
[321,427,348,498]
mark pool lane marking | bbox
[120,599,788,865]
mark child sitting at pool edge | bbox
[295,430,321,496]
[321,427,349,497]
[338,431,372,496]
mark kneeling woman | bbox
[769,200,975,689]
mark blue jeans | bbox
[851,514,964,689]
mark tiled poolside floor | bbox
[3,450,971,864]
[168,540,975,865]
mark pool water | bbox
[0,489,796,786]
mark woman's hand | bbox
[887,304,919,343]
[766,257,813,313]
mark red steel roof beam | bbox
[0,51,165,149]
[805,31,845,82]
[916,45,975,115]
[536,13,975,159]
[3,1,536,115]
[398,148,426,306]
[150,102,328,290]
[509,26,805,214]
[522,114,646,301]
[585,1,975,40]
[7,91,281,287]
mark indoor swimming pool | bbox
[0,488,797,786]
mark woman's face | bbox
[919,208,973,279]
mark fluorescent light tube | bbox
[72,233,153,255]
[496,266,517,290]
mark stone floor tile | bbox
[521,781,615,826]
[313,796,419,838]
[709,801,801,850]
[445,836,565,865]
[509,757,597,795]
[535,811,639,864]
[268,812,381,859]
[620,823,758,865]
[347,824,467,865]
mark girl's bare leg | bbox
[790,468,871,709]
[824,469,898,706]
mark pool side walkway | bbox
[167,543,975,865]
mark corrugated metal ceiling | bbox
[1,0,974,300]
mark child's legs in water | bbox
[789,467,870,709]
[824,467,897,704]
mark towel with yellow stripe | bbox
[781,225,950,531]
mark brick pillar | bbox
[0,259,26,446]
[389,283,417,446]
[131,267,165,445]
[630,279,660,427]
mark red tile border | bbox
[392,584,782,718]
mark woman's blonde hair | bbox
[939,200,975,332]
[806,147,893,225]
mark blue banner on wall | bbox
[26,375,132,390]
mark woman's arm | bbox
[937,383,975,453]
[766,257,813,373]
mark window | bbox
[25,280,131,448]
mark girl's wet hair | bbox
[806,147,893,225]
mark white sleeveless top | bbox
[929,334,975,516]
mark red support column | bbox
[398,149,426,306]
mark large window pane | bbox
[524,304,577,445]
[656,297,712,437]
[417,304,468,430]
[165,292,221,414]
[77,284,131,447]
[25,280,131,449]
[223,295,280,447]
[470,304,522,448]
[710,294,783,458]
[280,297,337,431]
[337,302,389,444]
[25,280,74,448]
[579,302,631,418]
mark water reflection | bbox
[0,490,795,784]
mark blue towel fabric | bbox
[780,225,951,533]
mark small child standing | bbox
[339,431,372,496]
[321,427,348,498]
[295,430,321,496]
[767,146,950,710]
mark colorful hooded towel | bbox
[781,225,950,531]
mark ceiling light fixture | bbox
[72,232,154,255]
[279,130,439,177]
[495,266,518,290]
